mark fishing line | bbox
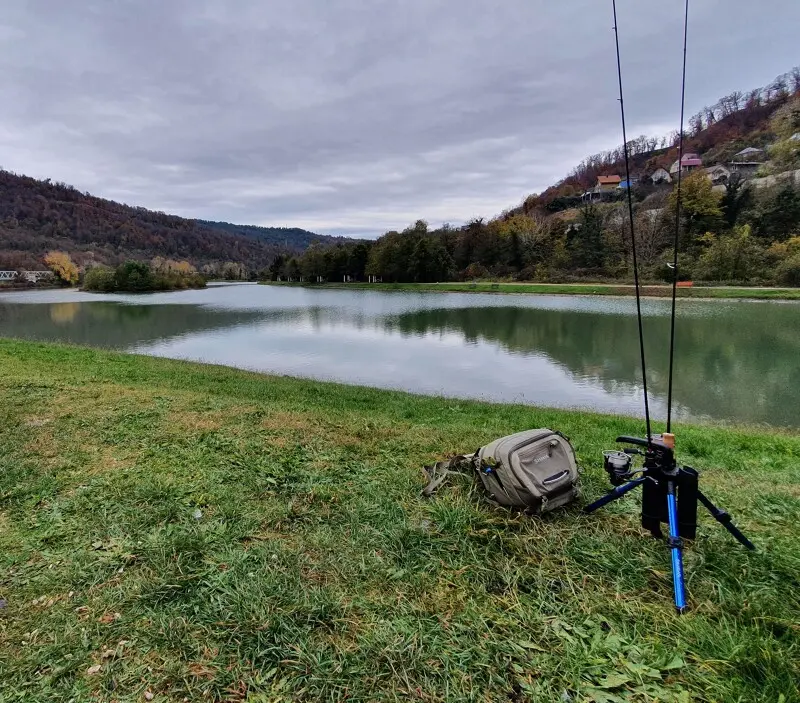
[667,0,690,432]
[611,0,652,440]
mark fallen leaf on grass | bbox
[86,664,102,675]
[98,612,122,624]
[188,663,218,679]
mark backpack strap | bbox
[421,452,478,497]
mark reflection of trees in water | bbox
[49,302,80,324]
[384,305,800,427]
[0,302,278,348]
[2,298,797,426]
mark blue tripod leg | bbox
[666,480,687,613]
[583,477,647,513]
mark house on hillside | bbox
[669,153,703,175]
[705,164,731,185]
[581,174,623,202]
[649,167,672,184]
[733,146,765,162]
[596,175,622,191]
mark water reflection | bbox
[1,286,798,427]
[383,304,800,427]
[0,301,271,347]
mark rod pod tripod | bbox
[584,434,755,612]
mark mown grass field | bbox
[0,340,798,702]
[262,281,800,300]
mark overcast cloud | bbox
[1,1,798,237]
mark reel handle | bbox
[616,435,651,448]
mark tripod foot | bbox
[697,491,755,551]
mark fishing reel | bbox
[602,449,635,486]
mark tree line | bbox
[83,258,206,292]
[271,171,800,286]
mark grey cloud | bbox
[1,0,798,236]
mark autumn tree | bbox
[220,262,247,280]
[768,236,800,284]
[668,171,723,251]
[44,251,79,285]
[151,257,196,275]
[694,225,765,282]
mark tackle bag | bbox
[422,429,579,514]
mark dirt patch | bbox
[171,411,225,432]
[261,410,319,433]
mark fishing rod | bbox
[611,0,652,442]
[584,0,755,614]
[666,0,690,432]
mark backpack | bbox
[422,429,579,514]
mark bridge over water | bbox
[0,271,54,282]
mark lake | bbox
[1,283,798,427]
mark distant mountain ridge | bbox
[0,170,341,272]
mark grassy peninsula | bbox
[261,280,800,300]
[1,341,798,702]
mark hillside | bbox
[199,220,344,249]
[519,66,800,213]
[0,171,327,272]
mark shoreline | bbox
[259,280,800,300]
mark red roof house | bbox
[595,175,622,191]
[670,153,703,174]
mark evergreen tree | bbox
[568,205,606,269]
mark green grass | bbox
[0,340,798,702]
[262,281,800,300]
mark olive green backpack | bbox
[422,429,579,514]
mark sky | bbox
[1,1,798,238]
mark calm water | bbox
[1,283,798,427]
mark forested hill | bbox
[0,170,328,272]
[198,220,342,249]
[520,66,800,213]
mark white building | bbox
[650,167,672,184]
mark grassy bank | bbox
[262,280,800,300]
[1,341,798,702]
